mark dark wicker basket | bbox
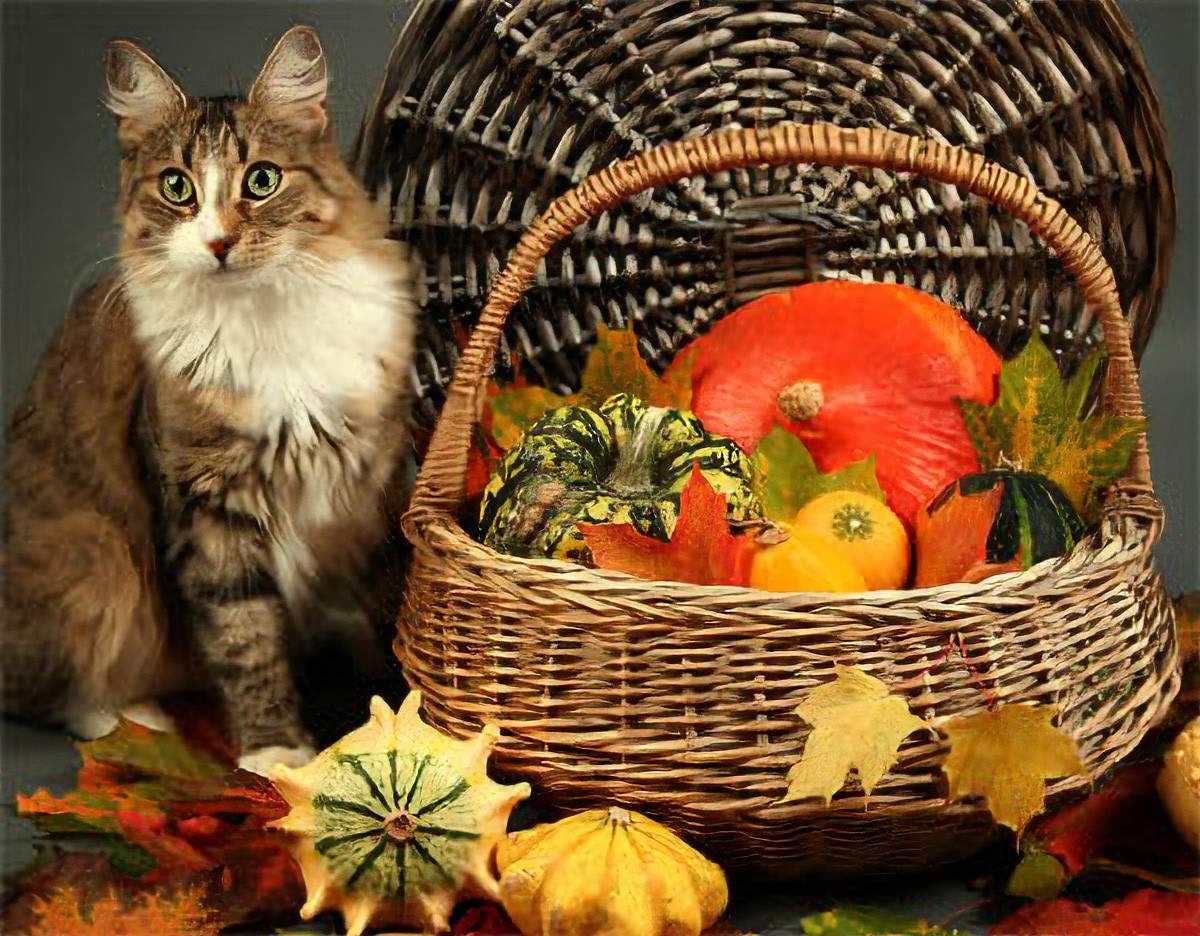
[354,0,1174,431]
[355,1,1179,877]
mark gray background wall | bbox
[2,0,1196,591]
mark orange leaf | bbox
[581,465,753,586]
[30,882,219,936]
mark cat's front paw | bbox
[237,744,316,777]
[66,708,119,740]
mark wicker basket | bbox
[359,0,1181,875]
[354,0,1175,430]
[396,123,1178,877]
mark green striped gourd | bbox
[480,393,761,563]
[269,692,530,936]
[916,470,1086,587]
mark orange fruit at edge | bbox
[792,491,911,590]
[750,524,867,593]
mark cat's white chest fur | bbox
[129,253,407,442]
[127,251,413,606]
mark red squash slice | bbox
[676,282,1000,528]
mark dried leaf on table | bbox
[28,881,219,936]
[14,709,303,929]
[779,665,931,805]
[1005,848,1068,900]
[957,332,1145,522]
[488,325,693,451]
[798,905,963,934]
[751,425,884,522]
[940,704,1085,837]
[581,465,754,586]
[990,888,1200,935]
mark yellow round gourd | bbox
[749,524,867,593]
[1158,717,1200,850]
[792,491,910,590]
[496,806,728,936]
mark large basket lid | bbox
[354,0,1175,429]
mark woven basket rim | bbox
[407,506,1144,607]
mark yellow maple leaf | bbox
[940,704,1086,837]
[488,326,693,450]
[780,665,932,805]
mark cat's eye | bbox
[243,162,282,199]
[158,169,195,205]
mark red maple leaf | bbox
[991,888,1200,934]
[580,465,755,586]
[1031,761,1195,877]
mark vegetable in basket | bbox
[479,393,760,564]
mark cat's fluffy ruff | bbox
[1,27,415,775]
[125,237,413,610]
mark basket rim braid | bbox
[398,124,1179,876]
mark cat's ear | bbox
[249,26,328,136]
[104,40,185,129]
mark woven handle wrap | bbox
[408,123,1156,526]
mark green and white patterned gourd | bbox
[479,393,761,563]
[269,692,530,936]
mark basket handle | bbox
[406,123,1157,529]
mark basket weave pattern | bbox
[396,123,1178,875]
[355,0,1175,431]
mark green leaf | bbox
[1006,848,1067,900]
[486,326,693,451]
[752,425,884,522]
[956,332,1145,522]
[798,906,964,935]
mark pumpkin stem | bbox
[384,811,418,841]
[778,381,824,422]
[607,806,633,825]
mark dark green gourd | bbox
[479,393,760,563]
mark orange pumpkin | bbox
[792,491,910,590]
[672,282,1001,528]
[750,525,866,593]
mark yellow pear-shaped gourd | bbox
[496,806,728,936]
[268,692,530,936]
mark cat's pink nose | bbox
[206,235,239,266]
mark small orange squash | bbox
[749,525,866,593]
[792,491,910,590]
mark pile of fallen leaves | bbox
[3,703,302,935]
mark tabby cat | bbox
[1,27,416,774]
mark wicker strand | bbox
[408,123,1155,530]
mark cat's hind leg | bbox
[1,511,179,736]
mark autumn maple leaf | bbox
[940,704,1086,837]
[780,665,932,804]
[488,325,693,451]
[16,711,303,928]
[958,332,1145,522]
[580,465,753,586]
[29,882,219,936]
[991,888,1200,935]
[751,425,884,522]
